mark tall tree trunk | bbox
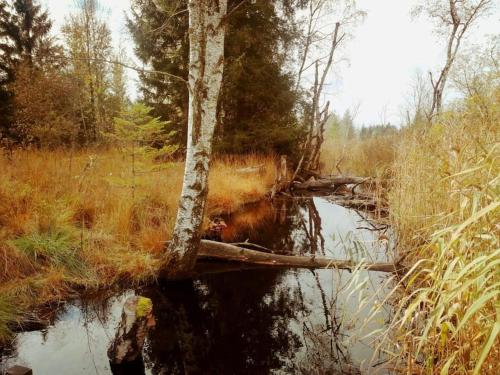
[164,0,227,279]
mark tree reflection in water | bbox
[141,271,301,374]
[139,266,370,375]
[219,197,326,257]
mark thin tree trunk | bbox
[303,22,342,173]
[428,22,459,121]
[425,0,491,121]
[164,0,228,279]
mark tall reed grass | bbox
[320,86,498,374]
[387,90,499,374]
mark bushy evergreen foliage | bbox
[128,0,302,155]
[111,103,178,160]
[0,0,60,140]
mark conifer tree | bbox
[112,103,178,161]
[0,0,59,139]
[127,0,301,155]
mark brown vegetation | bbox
[320,134,397,178]
[386,92,499,374]
[0,149,275,340]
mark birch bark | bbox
[164,0,227,279]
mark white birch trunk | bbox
[164,0,227,279]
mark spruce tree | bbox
[0,0,55,82]
[0,0,58,140]
[127,0,302,155]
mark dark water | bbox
[1,197,395,375]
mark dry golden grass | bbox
[320,135,397,178]
[208,154,276,215]
[385,92,500,374]
[0,148,276,340]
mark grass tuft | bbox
[0,294,17,343]
[12,229,86,275]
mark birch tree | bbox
[413,0,493,121]
[164,0,228,279]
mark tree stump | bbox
[108,296,155,365]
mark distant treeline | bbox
[325,110,398,140]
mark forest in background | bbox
[0,0,307,155]
[0,0,499,374]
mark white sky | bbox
[41,0,499,126]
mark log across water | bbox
[198,240,399,273]
[292,176,371,190]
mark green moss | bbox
[135,296,153,318]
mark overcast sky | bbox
[41,0,498,126]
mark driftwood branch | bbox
[198,240,399,273]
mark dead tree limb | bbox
[292,176,371,190]
[198,240,399,273]
[417,0,494,121]
[271,155,290,198]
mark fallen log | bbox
[292,176,371,190]
[292,179,334,190]
[332,198,378,210]
[328,176,371,185]
[198,240,399,273]
[329,196,389,214]
[6,366,32,375]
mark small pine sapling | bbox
[107,103,178,197]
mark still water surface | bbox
[1,197,395,374]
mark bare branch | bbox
[61,56,187,84]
